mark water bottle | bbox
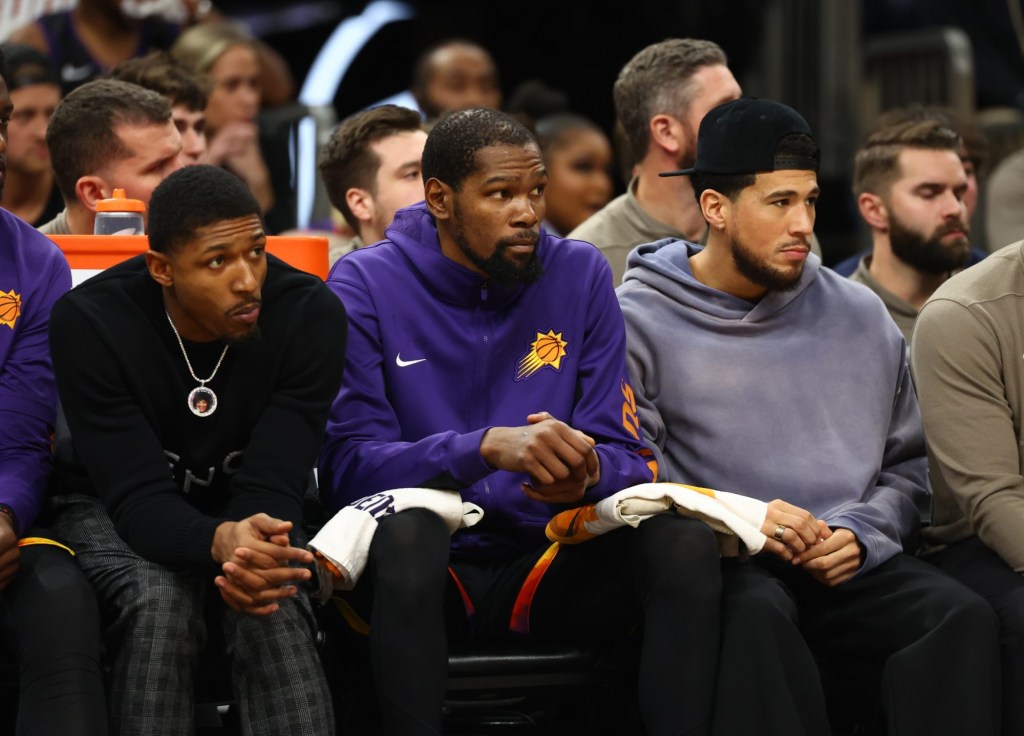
[94,188,146,235]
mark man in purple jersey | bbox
[319,108,724,736]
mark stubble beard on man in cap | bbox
[888,211,971,275]
[731,233,806,293]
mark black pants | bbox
[365,508,723,736]
[714,552,1000,736]
[930,536,1024,736]
[0,532,107,736]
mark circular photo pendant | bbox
[188,387,217,417]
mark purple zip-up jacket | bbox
[0,209,71,533]
[318,202,656,559]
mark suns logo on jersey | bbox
[0,290,21,329]
[514,330,568,381]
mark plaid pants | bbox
[50,494,335,736]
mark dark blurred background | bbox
[6,0,1024,262]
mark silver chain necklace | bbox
[165,310,228,417]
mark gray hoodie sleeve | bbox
[823,344,928,576]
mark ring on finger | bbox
[774,524,787,541]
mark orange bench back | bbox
[49,234,330,284]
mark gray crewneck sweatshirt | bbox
[617,238,927,576]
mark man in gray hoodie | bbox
[617,97,999,736]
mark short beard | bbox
[677,122,697,170]
[889,212,970,274]
[449,205,545,287]
[731,233,804,293]
[462,240,545,286]
[226,325,262,349]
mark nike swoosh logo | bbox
[396,353,426,367]
[61,63,94,83]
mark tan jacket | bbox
[567,178,687,287]
[913,240,1024,570]
[849,255,918,345]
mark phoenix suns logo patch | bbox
[0,290,21,329]
[515,330,568,381]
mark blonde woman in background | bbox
[173,22,274,213]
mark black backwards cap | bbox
[0,43,60,91]
[660,97,819,177]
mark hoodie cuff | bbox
[826,518,882,578]
[446,428,493,486]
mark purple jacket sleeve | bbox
[0,244,71,533]
[569,258,658,501]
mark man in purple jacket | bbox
[0,46,106,734]
[318,108,724,736]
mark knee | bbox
[626,516,724,613]
[114,569,203,645]
[230,594,318,652]
[6,551,102,656]
[37,565,101,638]
[922,581,999,652]
[15,549,98,617]
[987,585,1024,644]
[638,514,720,562]
[636,516,722,592]
[370,511,446,569]
[370,509,450,590]
[721,574,798,637]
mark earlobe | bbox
[76,176,109,212]
[424,179,451,221]
[145,251,173,287]
[700,190,728,231]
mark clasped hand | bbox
[760,500,863,587]
[211,513,313,615]
[481,412,601,504]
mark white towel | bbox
[546,482,768,556]
[309,488,483,601]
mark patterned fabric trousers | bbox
[50,494,335,736]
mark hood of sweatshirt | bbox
[621,237,821,323]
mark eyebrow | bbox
[764,187,819,199]
[481,167,548,186]
[145,155,178,174]
[913,181,960,191]
[482,174,518,185]
[199,232,265,253]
